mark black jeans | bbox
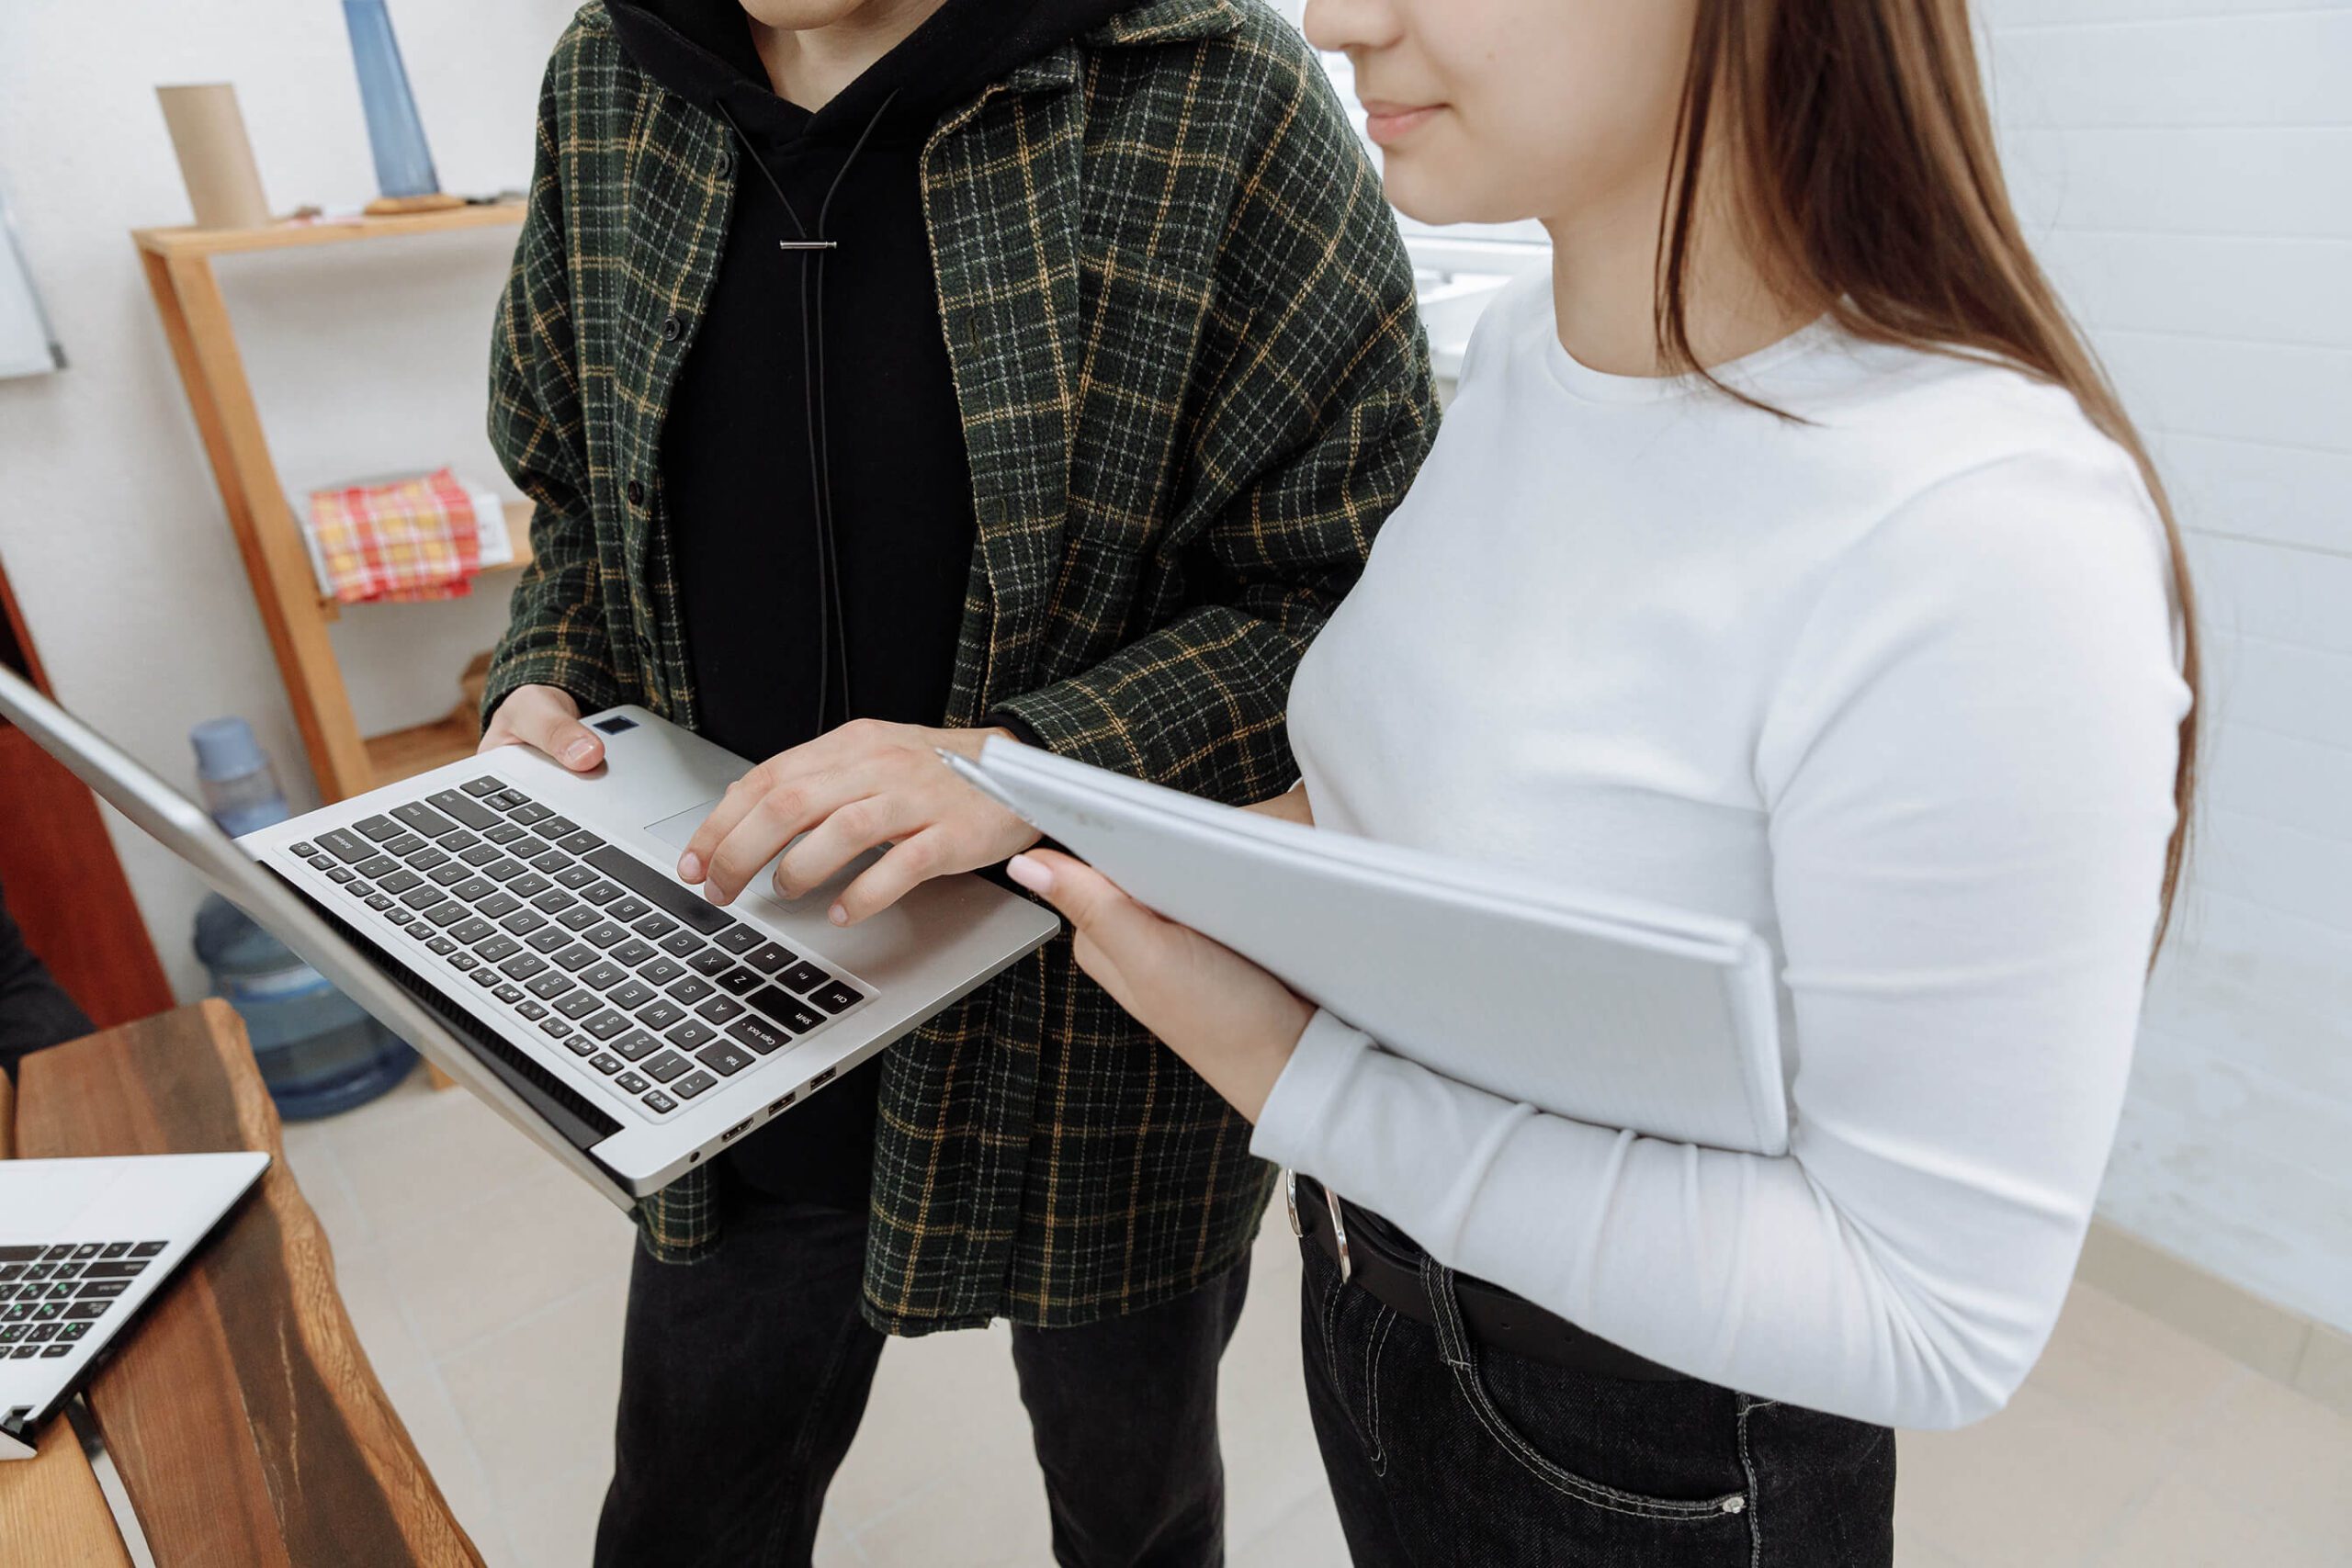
[594,1183,1251,1568]
[1299,1233,1895,1567]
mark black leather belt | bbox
[1288,1172,1685,1382]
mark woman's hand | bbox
[480,683,605,772]
[1005,850,1313,1122]
[679,720,1040,927]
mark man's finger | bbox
[769,792,906,902]
[831,828,954,926]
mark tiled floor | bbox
[278,1068,2352,1567]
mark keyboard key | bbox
[747,987,826,1033]
[616,1071,650,1094]
[479,891,524,919]
[425,789,498,830]
[347,882,376,898]
[611,940,658,967]
[779,961,831,993]
[426,901,471,929]
[554,863,599,891]
[459,775,503,796]
[660,931,704,959]
[531,891,577,919]
[607,896,652,923]
[400,884,447,910]
[666,976,715,1005]
[130,1242,166,1258]
[641,1050,693,1083]
[553,944,598,973]
[642,1091,677,1115]
[588,1052,625,1075]
[582,961,629,990]
[289,841,318,858]
[451,876,498,903]
[580,880,624,907]
[673,1069,719,1100]
[516,1000,548,1021]
[484,823,529,846]
[688,950,734,978]
[556,990,603,1020]
[459,842,503,868]
[527,928,571,954]
[391,800,458,838]
[811,981,864,1013]
[483,857,529,884]
[634,913,680,940]
[716,966,763,996]
[559,906,601,932]
[539,815,582,838]
[526,971,573,999]
[77,1280,129,1300]
[378,868,424,895]
[501,909,548,936]
[427,936,458,956]
[453,954,482,973]
[714,925,763,955]
[695,1041,755,1077]
[696,995,746,1025]
[437,829,482,854]
[638,1000,687,1032]
[666,1021,717,1051]
[493,983,525,1003]
[487,789,530,812]
[79,1260,148,1281]
[327,867,357,885]
[611,1030,660,1062]
[584,921,630,949]
[403,923,434,941]
[509,873,555,899]
[729,1015,791,1055]
[356,853,400,879]
[387,908,416,927]
[640,956,685,986]
[745,942,795,973]
[427,861,470,887]
[307,854,338,872]
[539,1018,574,1040]
[366,894,396,912]
[609,980,657,1011]
[555,829,607,855]
[510,802,554,826]
[476,936,523,964]
[383,832,428,857]
[448,918,496,945]
[528,849,572,875]
[562,1033,597,1057]
[583,1011,631,1042]
[314,828,372,863]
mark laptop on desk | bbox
[0,668,1058,1209]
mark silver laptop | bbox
[0,669,1057,1208]
[1,1151,270,1457]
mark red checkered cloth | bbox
[308,468,481,604]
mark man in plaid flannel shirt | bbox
[480,0,1433,1559]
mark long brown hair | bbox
[1657,0,2199,953]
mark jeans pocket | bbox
[1419,1255,1750,1526]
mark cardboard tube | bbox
[157,84,271,231]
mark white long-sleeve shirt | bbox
[1258,275,2188,1430]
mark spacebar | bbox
[579,845,733,935]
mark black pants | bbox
[595,1186,1251,1568]
[1299,1233,1896,1567]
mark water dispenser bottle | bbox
[189,717,416,1118]
[342,0,441,200]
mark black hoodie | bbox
[605,0,1134,1204]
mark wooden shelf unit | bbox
[134,203,529,805]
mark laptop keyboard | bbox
[0,1241,165,1359]
[289,776,867,1122]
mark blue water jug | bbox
[342,0,441,200]
[189,717,416,1119]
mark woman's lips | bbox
[1360,100,1443,145]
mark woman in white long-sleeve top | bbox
[1000,0,2199,1561]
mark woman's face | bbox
[1303,0,1700,232]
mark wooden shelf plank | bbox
[365,708,478,787]
[132,202,524,261]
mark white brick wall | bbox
[1983,0,2352,1332]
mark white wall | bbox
[1982,0,2352,1335]
[0,0,582,996]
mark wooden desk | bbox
[0,1001,480,1565]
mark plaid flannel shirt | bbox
[484,0,1436,1333]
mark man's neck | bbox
[746,0,952,111]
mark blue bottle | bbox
[189,718,416,1119]
[342,0,442,200]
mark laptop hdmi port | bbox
[721,1118,752,1142]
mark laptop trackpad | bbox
[644,798,720,851]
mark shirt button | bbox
[627,479,647,508]
[715,148,734,175]
[660,313,684,344]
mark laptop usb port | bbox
[810,1067,836,1089]
[769,1091,797,1113]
